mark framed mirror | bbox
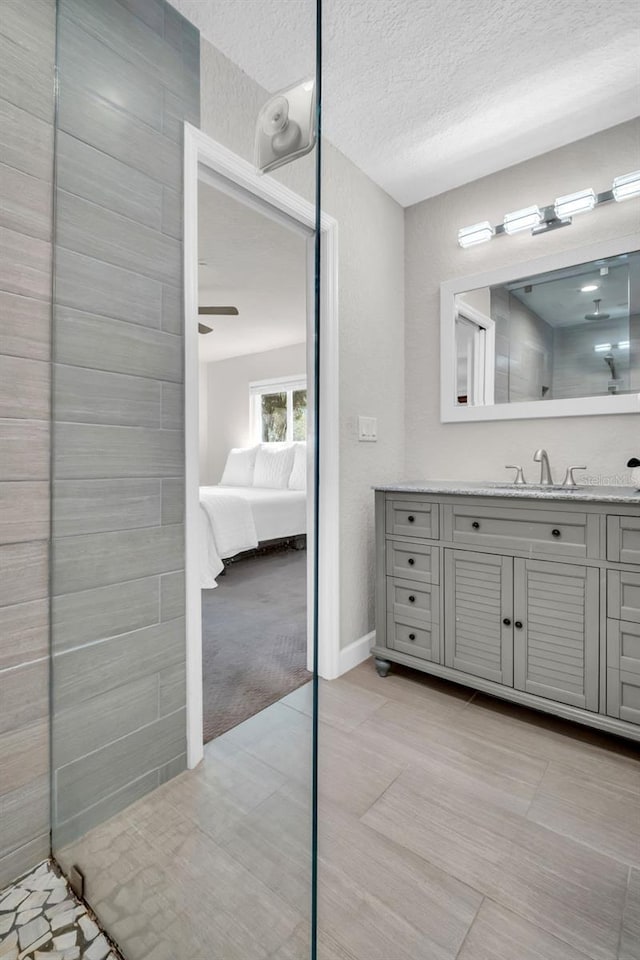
[441,235,640,422]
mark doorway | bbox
[183,126,339,767]
[197,180,311,742]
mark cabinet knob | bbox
[472,521,480,530]
[503,618,511,626]
[551,528,561,538]
[515,620,523,629]
[408,595,416,603]
[408,633,416,641]
[407,515,415,523]
[408,557,415,566]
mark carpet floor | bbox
[201,548,310,743]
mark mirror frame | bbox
[440,233,640,423]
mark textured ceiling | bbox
[198,180,307,363]
[172,0,640,207]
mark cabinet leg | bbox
[375,658,392,678]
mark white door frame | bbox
[183,123,340,768]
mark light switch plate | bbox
[358,416,377,441]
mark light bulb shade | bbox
[612,170,640,201]
[554,188,596,220]
[503,205,543,234]
[457,221,494,248]
[594,343,612,352]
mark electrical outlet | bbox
[358,416,377,442]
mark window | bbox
[250,376,307,443]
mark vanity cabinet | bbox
[374,487,640,741]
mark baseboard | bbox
[338,630,374,677]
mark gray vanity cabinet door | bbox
[608,570,640,623]
[607,619,640,725]
[444,549,513,685]
[513,559,599,711]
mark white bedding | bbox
[199,485,307,589]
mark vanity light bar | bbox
[503,205,543,235]
[457,221,495,248]
[457,169,640,248]
[554,188,596,220]
[594,342,630,352]
[613,170,640,201]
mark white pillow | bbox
[253,443,295,489]
[288,442,307,490]
[220,446,258,486]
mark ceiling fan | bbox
[198,305,239,334]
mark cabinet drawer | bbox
[386,613,439,662]
[387,577,439,625]
[386,540,439,584]
[449,503,596,559]
[607,619,640,725]
[608,570,640,623]
[607,516,640,564]
[386,498,438,539]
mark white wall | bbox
[200,40,405,650]
[200,342,306,484]
[405,119,640,487]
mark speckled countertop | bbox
[375,481,640,504]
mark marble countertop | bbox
[375,480,640,504]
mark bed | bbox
[199,442,307,588]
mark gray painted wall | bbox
[50,0,199,849]
[405,119,640,488]
[0,0,55,889]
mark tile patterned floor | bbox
[0,861,122,960]
[38,663,640,957]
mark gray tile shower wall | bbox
[51,0,199,848]
[0,0,55,889]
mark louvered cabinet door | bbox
[444,550,514,685]
[513,559,599,711]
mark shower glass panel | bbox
[50,1,320,957]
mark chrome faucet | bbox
[533,449,553,485]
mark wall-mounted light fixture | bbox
[457,221,495,248]
[594,341,629,353]
[503,205,543,234]
[457,170,640,248]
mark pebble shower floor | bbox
[0,862,122,960]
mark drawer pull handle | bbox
[408,595,416,603]
[407,515,415,523]
[515,620,523,629]
[409,633,416,641]
[503,618,511,626]
[551,528,561,538]
[408,558,415,566]
[472,521,480,530]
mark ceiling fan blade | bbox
[198,323,213,335]
[198,306,239,316]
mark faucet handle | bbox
[505,465,527,485]
[562,466,587,487]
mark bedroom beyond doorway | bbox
[196,175,313,744]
